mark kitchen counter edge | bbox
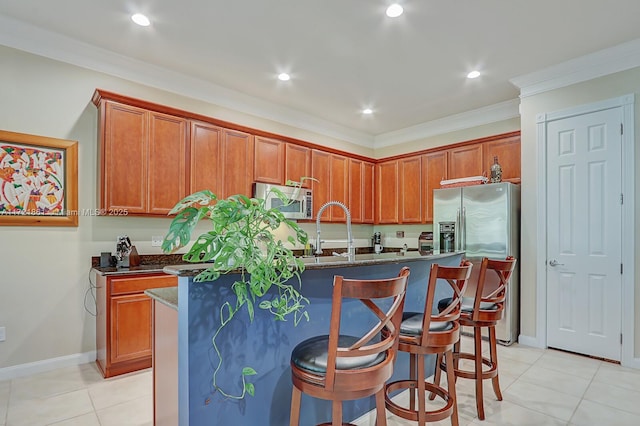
[145,287,178,310]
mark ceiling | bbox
[2,0,640,147]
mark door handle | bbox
[549,259,564,267]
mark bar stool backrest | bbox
[419,261,472,347]
[471,256,517,321]
[324,266,410,391]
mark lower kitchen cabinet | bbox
[95,271,177,378]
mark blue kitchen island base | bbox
[165,252,463,425]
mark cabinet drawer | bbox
[110,274,177,295]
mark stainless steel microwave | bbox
[253,182,313,220]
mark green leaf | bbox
[168,190,216,215]
[242,367,257,376]
[245,382,255,397]
[162,207,205,253]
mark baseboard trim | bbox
[0,351,96,381]
[517,334,544,349]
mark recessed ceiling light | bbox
[362,108,373,115]
[277,73,291,81]
[467,70,481,79]
[131,13,150,27]
[386,4,404,18]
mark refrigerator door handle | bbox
[462,206,466,251]
[456,208,461,251]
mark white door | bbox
[546,107,622,361]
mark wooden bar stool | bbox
[384,262,472,426]
[433,256,516,420]
[289,267,410,426]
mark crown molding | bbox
[373,99,520,148]
[0,14,374,148]
[510,38,640,98]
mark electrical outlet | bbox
[396,231,404,238]
[151,235,164,247]
[0,327,6,342]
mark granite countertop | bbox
[163,251,462,277]
[145,287,178,310]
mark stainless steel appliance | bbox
[253,182,313,220]
[433,182,520,345]
[439,222,456,253]
[418,231,433,254]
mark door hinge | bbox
[621,333,623,344]
[620,193,624,205]
[621,263,623,274]
[621,123,624,135]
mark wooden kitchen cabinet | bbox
[399,156,422,223]
[482,133,521,183]
[95,272,177,378]
[286,144,312,187]
[311,150,350,222]
[349,159,375,224]
[189,120,222,195]
[220,129,254,198]
[375,160,399,224]
[254,136,284,185]
[422,151,448,223]
[447,143,484,179]
[96,100,187,215]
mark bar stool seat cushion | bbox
[291,334,386,374]
[400,312,454,336]
[438,297,498,313]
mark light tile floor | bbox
[1,336,639,425]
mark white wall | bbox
[519,66,640,357]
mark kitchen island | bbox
[162,251,463,426]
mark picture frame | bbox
[0,129,78,226]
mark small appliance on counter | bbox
[372,232,383,254]
[418,231,434,254]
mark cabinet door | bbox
[447,143,483,179]
[349,159,364,223]
[285,144,312,187]
[148,112,187,214]
[102,102,147,213]
[399,157,422,223]
[422,151,448,223]
[221,129,254,198]
[311,150,330,221]
[329,154,349,221]
[362,162,375,223]
[482,134,521,183]
[375,161,398,224]
[254,136,284,185]
[190,121,222,196]
[110,293,152,364]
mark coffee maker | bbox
[372,232,383,254]
[439,222,456,253]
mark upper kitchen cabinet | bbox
[447,143,484,179]
[349,159,375,224]
[189,120,222,195]
[375,160,399,224]
[311,150,350,222]
[254,136,284,185]
[220,129,254,198]
[285,144,312,188]
[422,151,447,223]
[96,99,187,215]
[399,157,422,223]
[482,132,521,183]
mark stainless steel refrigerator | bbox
[433,182,520,345]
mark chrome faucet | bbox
[315,201,354,261]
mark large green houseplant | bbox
[161,185,310,399]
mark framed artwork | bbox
[0,129,78,226]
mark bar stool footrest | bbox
[384,379,454,422]
[442,352,498,380]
